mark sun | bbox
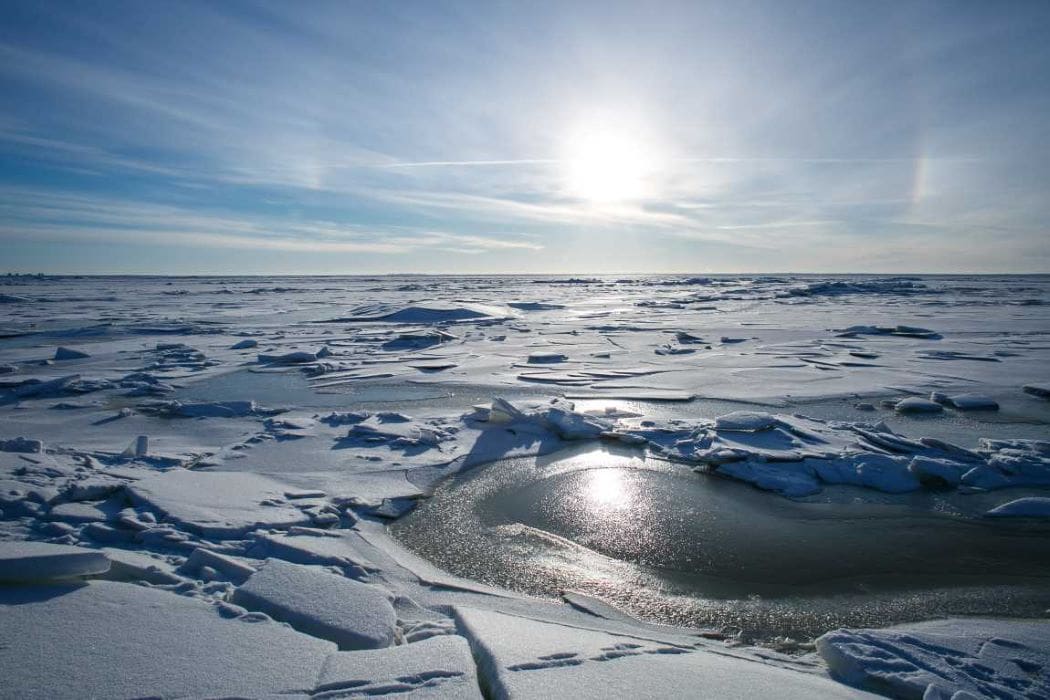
[562,124,657,204]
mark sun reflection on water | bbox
[583,468,634,510]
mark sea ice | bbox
[231,558,397,650]
[53,346,90,360]
[984,496,1050,518]
[315,635,481,699]
[0,580,335,699]
[1023,383,1050,399]
[0,541,110,582]
[454,607,872,699]
[945,393,999,410]
[817,618,1050,699]
[128,469,312,537]
[713,411,778,431]
[894,397,944,413]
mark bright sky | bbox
[1,1,1048,274]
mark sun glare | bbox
[562,125,658,204]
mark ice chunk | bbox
[716,461,822,497]
[894,397,943,414]
[0,580,334,699]
[127,470,311,538]
[383,328,457,350]
[544,406,611,440]
[180,546,257,583]
[12,374,80,398]
[0,541,110,582]
[1022,383,1050,399]
[907,457,965,487]
[231,338,259,349]
[54,346,90,360]
[527,351,569,363]
[985,497,1050,518]
[258,350,318,364]
[945,393,999,410]
[315,635,481,698]
[714,411,778,431]
[97,547,181,584]
[0,436,43,453]
[817,618,1050,700]
[253,530,378,572]
[231,559,396,650]
[335,302,508,323]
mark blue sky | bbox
[1,0,1048,274]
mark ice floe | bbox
[231,559,397,650]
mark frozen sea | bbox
[1,273,1049,699]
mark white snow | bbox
[817,618,1050,699]
[0,541,110,582]
[128,469,312,537]
[0,580,335,699]
[455,607,873,699]
[315,635,482,698]
[231,558,397,650]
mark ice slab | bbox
[894,397,943,414]
[817,618,1050,699]
[985,496,1050,518]
[945,393,999,410]
[315,635,481,698]
[0,580,334,699]
[0,541,110,582]
[127,469,311,538]
[454,607,872,699]
[254,530,378,572]
[232,559,396,650]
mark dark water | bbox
[392,444,1050,642]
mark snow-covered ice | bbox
[231,558,397,649]
[817,618,1050,699]
[127,469,313,537]
[0,541,110,582]
[1,273,1049,699]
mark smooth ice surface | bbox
[231,559,397,650]
[0,541,110,582]
[0,580,335,699]
[817,618,1050,699]
[454,607,874,699]
[127,469,311,537]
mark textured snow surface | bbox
[315,635,482,698]
[817,618,1050,699]
[455,607,874,699]
[0,580,335,699]
[0,541,109,582]
[127,469,312,537]
[231,558,397,650]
